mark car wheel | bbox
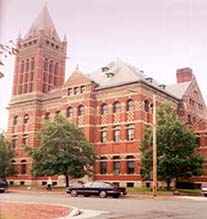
[70,190,78,197]
[99,190,107,198]
[204,194,207,197]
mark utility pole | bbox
[152,94,157,197]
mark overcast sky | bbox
[0,0,207,131]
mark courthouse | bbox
[7,6,207,187]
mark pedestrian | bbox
[47,177,52,191]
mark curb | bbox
[64,209,109,219]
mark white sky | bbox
[0,0,207,131]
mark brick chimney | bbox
[176,67,193,83]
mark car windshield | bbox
[91,182,112,188]
[83,181,113,188]
[83,182,93,187]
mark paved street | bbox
[1,191,207,219]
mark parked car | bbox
[201,183,207,197]
[66,181,127,198]
[0,178,8,193]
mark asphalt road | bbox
[1,191,207,219]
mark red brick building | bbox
[7,6,207,187]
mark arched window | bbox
[78,105,84,116]
[21,160,27,175]
[23,114,29,124]
[66,107,73,118]
[144,99,149,112]
[13,115,18,125]
[127,100,134,111]
[101,104,108,115]
[113,102,121,113]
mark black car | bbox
[0,178,8,193]
[66,181,127,198]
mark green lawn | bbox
[126,187,202,196]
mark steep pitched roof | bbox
[24,6,61,42]
[87,60,180,99]
[64,65,93,87]
[166,81,191,99]
[87,60,147,88]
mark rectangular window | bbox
[26,59,29,71]
[127,161,135,174]
[49,73,53,84]
[49,61,53,73]
[24,73,28,82]
[24,84,27,93]
[68,88,73,96]
[31,57,35,70]
[113,161,120,175]
[54,63,58,75]
[18,85,22,94]
[12,135,17,148]
[100,128,107,143]
[22,134,28,145]
[196,134,200,145]
[54,76,57,85]
[30,71,34,81]
[44,58,48,71]
[19,74,23,84]
[21,61,24,73]
[80,85,86,93]
[113,126,120,142]
[100,161,107,174]
[21,163,26,175]
[74,87,79,95]
[43,72,47,82]
[42,84,46,93]
[29,83,33,92]
[126,125,135,141]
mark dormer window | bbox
[159,84,166,90]
[101,66,109,72]
[106,72,115,78]
[146,77,153,83]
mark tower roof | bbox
[24,5,61,42]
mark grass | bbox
[126,187,202,196]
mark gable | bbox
[182,77,207,119]
[64,68,93,87]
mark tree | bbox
[0,132,15,178]
[25,115,96,187]
[140,104,203,189]
[0,41,18,78]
